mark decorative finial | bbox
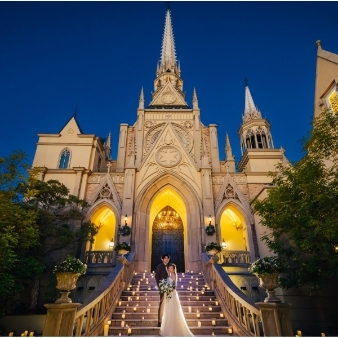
[244,78,248,87]
[167,1,170,10]
[316,40,322,48]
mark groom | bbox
[155,253,170,327]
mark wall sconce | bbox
[109,239,115,249]
[124,214,128,226]
[209,215,212,226]
[221,239,226,249]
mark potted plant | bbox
[205,242,222,255]
[53,255,87,303]
[249,256,283,303]
[114,241,131,256]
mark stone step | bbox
[111,312,226,320]
[122,290,214,296]
[110,318,228,327]
[114,306,222,314]
[108,326,233,336]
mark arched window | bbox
[256,127,267,148]
[245,129,256,149]
[59,149,70,169]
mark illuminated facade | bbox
[32,9,288,272]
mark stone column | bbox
[116,124,129,172]
[72,167,85,197]
[42,303,81,337]
[256,302,293,337]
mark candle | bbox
[197,311,200,318]
[196,296,199,300]
[145,270,147,273]
[297,331,302,337]
[24,331,28,336]
[134,272,137,275]
[127,328,132,336]
[191,276,193,279]
[136,296,139,300]
[147,308,150,313]
[196,288,198,292]
[179,278,181,282]
[188,306,192,313]
[148,287,151,290]
[128,296,131,301]
[189,281,192,284]
[198,321,201,327]
[146,281,149,284]
[212,332,215,336]
[203,303,205,306]
[119,333,121,336]
[142,316,144,320]
[29,333,34,337]
[122,314,125,319]
[127,287,130,291]
[104,324,109,336]
[9,333,14,337]
[127,304,129,306]
[191,270,193,273]
[132,291,135,296]
[215,301,219,306]
[228,328,233,334]
[133,307,136,312]
[107,320,111,325]
[145,293,147,296]
[138,281,140,285]
[220,313,224,318]
[121,321,125,327]
[182,273,185,277]
[196,278,198,280]
[196,282,199,285]
[321,334,325,337]
[146,298,148,301]
[210,298,212,301]
[212,320,216,326]
[181,285,183,289]
[209,306,212,311]
[201,291,204,294]
[199,272,202,274]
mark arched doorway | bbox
[220,205,247,251]
[90,205,116,250]
[151,205,185,272]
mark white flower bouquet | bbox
[159,278,176,299]
[53,255,87,275]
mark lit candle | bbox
[119,333,121,336]
[134,272,137,275]
[187,287,189,290]
[212,332,215,336]
[220,313,224,318]
[122,314,125,319]
[9,333,14,337]
[189,281,192,284]
[199,272,202,274]
[145,269,147,273]
[209,306,212,311]
[210,298,212,301]
[127,304,129,306]
[198,321,201,327]
[321,334,325,337]
[179,278,181,282]
[127,328,132,336]
[191,276,193,279]
[228,328,233,334]
[215,301,219,306]
[201,291,204,294]
[24,331,28,336]
[146,298,148,301]
[29,333,34,337]
[133,307,136,312]
[121,321,125,327]
[147,308,150,313]
[146,281,149,284]
[128,297,131,301]
[203,303,205,306]
[104,324,109,336]
[145,293,147,296]
[136,296,139,300]
[127,287,130,291]
[182,273,185,277]
[142,316,144,320]
[188,306,192,313]
[107,320,111,325]
[191,270,193,273]
[138,281,140,285]
[181,285,183,289]
[132,291,135,296]
[196,288,198,291]
[297,331,302,337]
[197,311,200,318]
[212,320,216,326]
[196,282,199,285]
[196,296,199,300]
[148,287,151,290]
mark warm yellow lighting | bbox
[124,214,128,225]
[221,239,226,249]
[109,239,114,249]
[209,215,212,225]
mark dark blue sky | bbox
[1,1,337,166]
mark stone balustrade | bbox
[201,252,262,336]
[221,250,251,265]
[85,250,116,265]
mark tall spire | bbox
[243,80,262,123]
[160,9,177,71]
[225,133,234,159]
[104,131,112,160]
[192,87,199,109]
[138,87,144,109]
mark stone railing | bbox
[42,253,135,337]
[85,250,116,265]
[221,250,250,265]
[201,253,262,336]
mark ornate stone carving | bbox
[144,123,166,154]
[172,123,193,152]
[95,183,114,203]
[156,146,182,168]
[221,183,239,202]
[181,121,193,129]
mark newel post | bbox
[256,302,293,337]
[42,303,81,336]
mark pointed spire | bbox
[104,131,112,160]
[243,80,262,122]
[192,87,199,109]
[225,133,234,159]
[138,87,144,109]
[160,9,177,71]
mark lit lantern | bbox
[122,314,125,319]
[220,313,224,318]
[198,321,201,327]
[212,320,216,327]
[197,311,200,318]
[188,306,192,313]
[209,306,212,311]
[127,328,132,336]
[121,321,125,327]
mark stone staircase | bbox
[108,271,233,336]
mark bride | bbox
[159,263,194,337]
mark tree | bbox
[253,110,338,291]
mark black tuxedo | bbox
[155,262,169,324]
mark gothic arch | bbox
[133,171,203,272]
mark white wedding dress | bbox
[159,276,194,337]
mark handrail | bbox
[85,250,116,265]
[221,250,251,264]
[201,253,262,336]
[74,253,135,337]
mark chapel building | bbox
[32,9,288,273]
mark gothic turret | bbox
[225,133,236,172]
[238,81,274,156]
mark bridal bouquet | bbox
[159,278,176,299]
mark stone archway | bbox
[133,173,203,272]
